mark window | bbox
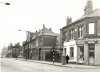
[78,25,83,38]
[72,29,74,39]
[89,23,95,34]
[88,44,95,57]
[88,44,95,64]
[81,25,83,38]
[88,44,95,51]
[70,28,74,40]
[79,46,84,59]
[78,26,80,38]
[65,32,67,41]
[70,47,74,58]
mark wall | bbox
[84,43,89,65]
[43,36,56,47]
[64,40,77,62]
[98,18,100,35]
[95,41,100,65]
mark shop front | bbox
[63,39,100,65]
[77,38,100,65]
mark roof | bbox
[55,33,60,43]
[38,27,55,36]
[32,25,57,39]
[61,8,100,30]
[77,8,100,21]
[29,32,35,40]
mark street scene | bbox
[1,58,100,72]
[0,0,100,72]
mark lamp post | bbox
[18,29,30,41]
[51,47,56,64]
[18,29,30,60]
[0,2,10,5]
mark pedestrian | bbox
[66,55,69,64]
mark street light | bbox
[18,29,30,60]
[5,3,10,5]
[18,29,28,32]
[0,2,10,5]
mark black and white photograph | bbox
[0,0,100,72]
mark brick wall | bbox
[61,17,100,44]
[98,18,100,35]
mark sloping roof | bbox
[55,33,60,43]
[32,25,57,39]
[61,8,100,30]
[77,8,100,21]
[38,27,56,36]
[29,32,35,40]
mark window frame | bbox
[88,23,95,34]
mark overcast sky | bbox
[0,0,100,52]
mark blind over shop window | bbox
[89,23,95,34]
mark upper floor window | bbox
[81,25,83,38]
[78,25,83,38]
[65,32,67,41]
[70,28,74,40]
[89,23,95,34]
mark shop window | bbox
[70,47,74,58]
[89,52,94,57]
[78,46,84,63]
[89,23,95,34]
[88,44,95,64]
[79,46,84,58]
[89,44,95,50]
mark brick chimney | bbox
[49,28,52,31]
[84,0,93,15]
[66,16,72,25]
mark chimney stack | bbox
[49,28,52,31]
[66,16,72,25]
[84,0,93,15]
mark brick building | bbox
[7,43,13,57]
[23,24,61,62]
[1,47,8,58]
[60,0,100,65]
[7,43,22,58]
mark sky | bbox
[0,0,100,52]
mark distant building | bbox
[60,0,100,65]
[7,43,22,58]
[12,43,22,58]
[1,47,8,58]
[7,43,13,57]
[23,24,61,62]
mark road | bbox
[1,58,100,72]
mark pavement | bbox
[15,58,100,69]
